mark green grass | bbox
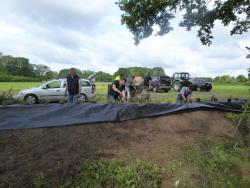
[167,108,250,188]
[31,159,161,188]
[0,82,249,103]
[181,139,250,188]
[0,82,41,92]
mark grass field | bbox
[0,82,249,103]
[94,82,250,103]
[0,82,41,92]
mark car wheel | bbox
[197,87,201,92]
[153,87,157,92]
[79,94,87,102]
[25,94,38,105]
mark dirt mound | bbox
[0,111,237,187]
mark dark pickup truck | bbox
[192,80,212,91]
[149,76,172,92]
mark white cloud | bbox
[0,0,249,78]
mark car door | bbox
[80,80,92,98]
[42,80,65,101]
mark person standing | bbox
[144,72,152,92]
[129,76,138,96]
[66,68,81,103]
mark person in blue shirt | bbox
[176,81,192,103]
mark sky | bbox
[0,0,249,78]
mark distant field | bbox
[0,82,249,103]
[0,82,41,92]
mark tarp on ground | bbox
[0,101,246,130]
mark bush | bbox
[244,81,250,86]
[0,90,16,105]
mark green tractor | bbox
[172,72,190,92]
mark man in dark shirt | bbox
[107,78,126,103]
[144,72,152,92]
[66,68,81,103]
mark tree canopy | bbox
[116,0,250,45]
[58,69,83,78]
[114,67,166,77]
[0,54,58,81]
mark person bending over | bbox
[107,78,126,103]
[176,82,192,103]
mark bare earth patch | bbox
[0,111,237,187]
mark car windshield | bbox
[46,81,61,88]
[41,80,61,89]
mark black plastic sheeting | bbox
[0,101,246,130]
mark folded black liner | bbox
[0,101,245,130]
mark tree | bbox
[44,71,58,80]
[236,74,247,82]
[213,75,236,84]
[82,70,95,79]
[95,73,113,82]
[114,67,130,78]
[114,66,166,78]
[58,68,83,78]
[32,64,51,77]
[16,57,34,77]
[152,67,165,75]
[0,55,34,77]
[117,0,250,45]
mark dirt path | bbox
[0,111,237,187]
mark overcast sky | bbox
[0,0,249,78]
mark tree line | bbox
[213,74,250,84]
[0,53,166,82]
[0,53,249,84]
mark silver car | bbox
[14,79,95,104]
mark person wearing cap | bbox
[114,74,124,81]
[107,78,127,103]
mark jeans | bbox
[68,94,78,104]
[107,95,118,104]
